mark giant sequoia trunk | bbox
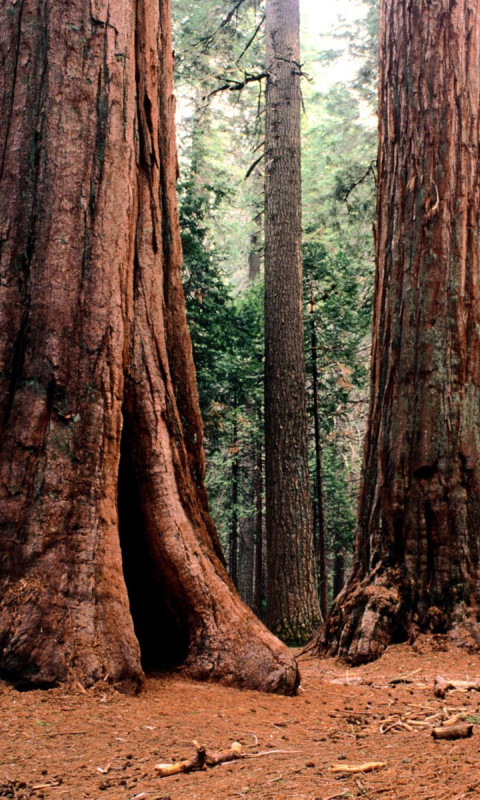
[0,0,298,694]
[313,0,480,664]
[264,0,321,643]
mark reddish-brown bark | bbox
[0,0,298,694]
[312,0,480,663]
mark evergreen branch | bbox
[196,0,250,50]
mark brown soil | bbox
[1,635,479,800]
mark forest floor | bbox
[1,635,480,800]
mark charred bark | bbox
[313,0,480,664]
[264,0,322,643]
[0,0,298,695]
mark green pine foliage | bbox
[303,241,372,597]
[174,0,379,604]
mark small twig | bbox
[236,14,265,63]
[244,749,301,758]
[341,161,376,206]
[245,153,264,180]
[389,667,421,685]
[233,731,258,747]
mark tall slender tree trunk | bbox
[0,0,298,694]
[310,280,328,619]
[264,0,321,643]
[254,433,265,619]
[313,0,480,664]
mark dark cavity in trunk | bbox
[117,417,189,670]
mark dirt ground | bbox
[1,635,480,800]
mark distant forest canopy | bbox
[172,0,379,615]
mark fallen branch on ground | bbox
[431,724,473,741]
[206,741,243,766]
[328,761,386,774]
[244,748,301,758]
[155,740,242,777]
[155,740,207,777]
[434,676,480,699]
[154,741,303,778]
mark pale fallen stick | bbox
[442,713,467,727]
[31,784,62,790]
[328,761,386,774]
[434,676,480,699]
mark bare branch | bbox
[236,14,265,64]
[206,71,267,100]
[245,153,264,180]
[341,160,377,205]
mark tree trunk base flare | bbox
[306,570,404,664]
[0,0,298,696]
[307,567,480,665]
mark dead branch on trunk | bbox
[431,724,473,741]
[155,741,242,777]
[434,676,480,699]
